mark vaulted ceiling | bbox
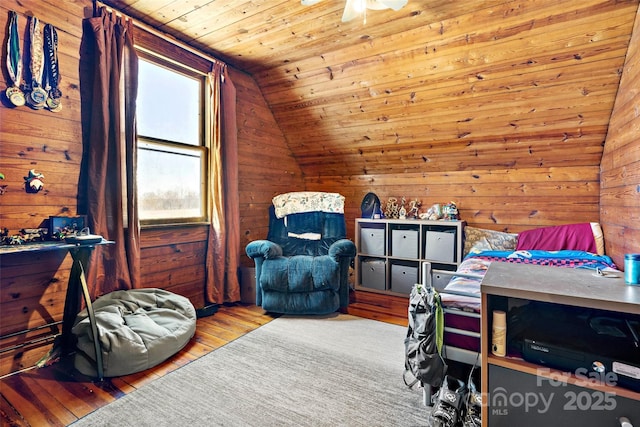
[102,0,640,178]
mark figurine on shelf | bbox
[385,197,399,219]
[407,199,421,218]
[3,234,24,245]
[0,228,8,245]
[398,197,407,219]
[420,203,442,220]
[443,201,460,220]
[20,228,47,242]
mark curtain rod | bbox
[95,0,225,67]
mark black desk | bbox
[0,240,113,380]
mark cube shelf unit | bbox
[355,218,465,295]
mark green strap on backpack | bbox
[434,290,444,355]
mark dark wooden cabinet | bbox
[480,262,640,426]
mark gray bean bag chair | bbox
[72,288,196,378]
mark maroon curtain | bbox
[205,63,241,304]
[78,7,140,298]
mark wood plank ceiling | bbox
[102,0,639,178]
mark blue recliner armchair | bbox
[246,195,356,315]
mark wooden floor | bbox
[0,296,407,427]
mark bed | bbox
[423,222,619,367]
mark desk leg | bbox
[75,260,104,381]
[62,247,104,381]
[61,251,86,346]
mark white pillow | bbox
[590,222,605,255]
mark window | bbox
[136,55,208,224]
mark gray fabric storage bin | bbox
[424,230,455,262]
[360,258,386,290]
[431,268,455,291]
[391,229,419,259]
[390,263,418,294]
[359,227,385,256]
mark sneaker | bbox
[429,376,467,427]
[462,376,482,427]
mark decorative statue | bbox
[385,197,399,219]
[384,197,422,219]
[398,197,407,219]
[407,199,421,218]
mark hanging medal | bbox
[26,16,47,109]
[5,11,25,107]
[44,23,62,112]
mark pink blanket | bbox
[516,223,597,253]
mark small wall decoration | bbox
[3,12,62,112]
[5,11,25,106]
[25,16,47,109]
[24,169,44,193]
[43,22,63,112]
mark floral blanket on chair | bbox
[272,192,345,218]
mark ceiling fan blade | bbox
[303,0,408,11]
[374,0,408,11]
[337,0,410,22]
[341,0,363,22]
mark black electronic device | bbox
[64,227,104,245]
[521,307,640,392]
[360,192,381,218]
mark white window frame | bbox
[135,50,210,226]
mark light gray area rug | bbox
[72,314,427,427]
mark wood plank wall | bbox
[0,0,303,377]
[0,0,88,378]
[600,5,640,268]
[234,68,305,264]
[305,166,602,241]
[300,2,640,260]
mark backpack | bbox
[403,283,447,388]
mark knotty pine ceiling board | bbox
[101,0,640,178]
